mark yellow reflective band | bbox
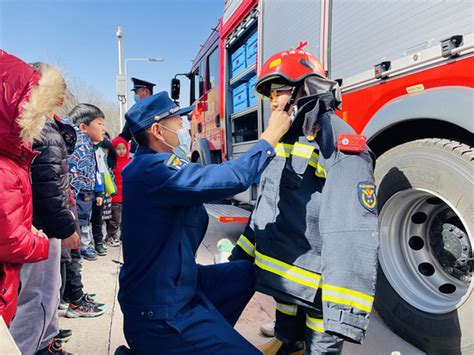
[276,303,298,316]
[321,284,374,313]
[308,152,327,178]
[275,143,292,158]
[255,251,321,289]
[306,315,324,333]
[322,284,374,303]
[236,234,255,258]
[321,295,372,313]
[291,142,314,159]
[276,143,326,178]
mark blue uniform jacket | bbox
[118,139,275,320]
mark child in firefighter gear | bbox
[118,91,293,354]
[230,45,379,354]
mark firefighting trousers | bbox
[274,299,344,354]
[123,260,260,354]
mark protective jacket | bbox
[231,93,379,343]
[0,51,64,325]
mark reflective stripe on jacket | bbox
[231,93,379,343]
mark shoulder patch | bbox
[165,154,188,171]
[357,181,377,213]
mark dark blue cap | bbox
[131,77,156,92]
[125,91,194,134]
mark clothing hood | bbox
[0,50,65,157]
[112,136,130,155]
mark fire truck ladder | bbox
[204,204,251,223]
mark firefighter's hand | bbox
[261,109,291,147]
[96,197,103,206]
[64,231,80,250]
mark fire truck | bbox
[171,0,473,353]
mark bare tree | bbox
[57,78,121,137]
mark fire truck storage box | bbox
[231,45,246,77]
[247,74,258,107]
[232,82,249,113]
[245,32,258,67]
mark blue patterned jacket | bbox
[63,117,96,200]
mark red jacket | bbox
[0,51,64,325]
[111,136,131,203]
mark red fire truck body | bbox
[180,1,473,353]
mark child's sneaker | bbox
[54,329,72,343]
[81,247,98,261]
[66,296,106,318]
[35,339,72,354]
[58,299,69,310]
[107,238,121,247]
[95,244,108,256]
[83,293,107,311]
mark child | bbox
[105,136,130,246]
[91,137,115,256]
[65,103,105,261]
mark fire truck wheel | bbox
[374,139,473,354]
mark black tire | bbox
[374,139,473,355]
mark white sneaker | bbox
[260,321,275,337]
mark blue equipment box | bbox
[246,32,258,67]
[231,45,246,77]
[233,82,249,113]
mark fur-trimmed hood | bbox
[0,50,65,159]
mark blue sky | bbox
[0,0,223,106]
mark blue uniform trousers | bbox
[124,260,260,354]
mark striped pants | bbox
[274,299,344,354]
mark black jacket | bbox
[31,119,77,239]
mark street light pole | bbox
[124,57,164,109]
[116,27,126,129]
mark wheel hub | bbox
[379,189,473,314]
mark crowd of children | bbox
[0,52,131,355]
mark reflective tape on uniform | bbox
[322,284,374,313]
[306,315,324,333]
[291,142,314,159]
[277,142,326,179]
[276,302,298,316]
[255,251,321,289]
[309,152,327,178]
[275,143,292,158]
[236,234,255,258]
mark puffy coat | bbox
[31,118,77,239]
[0,51,65,325]
[111,136,130,203]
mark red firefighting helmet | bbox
[255,42,326,97]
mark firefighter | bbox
[118,91,292,354]
[230,44,380,354]
[119,78,156,154]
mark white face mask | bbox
[160,123,192,159]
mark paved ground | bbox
[59,218,424,354]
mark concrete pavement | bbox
[59,218,424,354]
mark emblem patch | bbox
[357,181,377,213]
[166,154,187,170]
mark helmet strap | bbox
[283,85,301,113]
